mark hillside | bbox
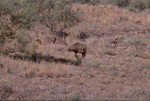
[0,3,150,100]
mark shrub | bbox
[77,32,89,40]
[17,30,31,52]
[40,0,80,33]
[0,10,15,45]
[0,0,40,52]
[112,0,130,7]
[131,0,146,10]
[71,0,111,5]
[0,0,41,55]
[71,0,92,4]
[0,0,40,28]
[146,0,150,8]
[16,29,36,55]
[127,4,137,12]
[0,13,15,55]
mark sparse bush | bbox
[130,0,146,11]
[0,0,40,28]
[0,11,15,45]
[11,1,40,28]
[0,0,43,56]
[127,4,137,12]
[41,0,80,33]
[0,14,16,55]
[77,32,89,41]
[112,0,130,7]
[71,0,112,5]
[16,29,36,56]
[0,0,40,55]
[146,0,150,8]
[71,0,92,4]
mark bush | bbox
[146,0,150,8]
[77,32,89,40]
[0,0,40,28]
[0,13,16,55]
[17,30,31,52]
[0,0,42,55]
[16,29,36,55]
[40,0,80,33]
[0,0,40,51]
[112,0,130,7]
[127,5,137,12]
[0,1,14,44]
[71,0,92,4]
[131,0,146,10]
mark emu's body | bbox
[68,43,87,58]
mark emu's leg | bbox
[63,36,68,45]
[75,53,83,65]
[53,37,57,43]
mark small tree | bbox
[40,0,80,34]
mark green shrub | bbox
[0,0,41,55]
[131,0,146,10]
[0,0,40,49]
[146,0,150,8]
[127,4,137,12]
[17,30,31,52]
[16,29,36,55]
[112,0,130,7]
[71,0,92,4]
[0,15,15,45]
[0,0,40,28]
[77,32,89,40]
[40,0,80,33]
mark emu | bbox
[68,43,87,65]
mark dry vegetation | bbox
[0,0,150,100]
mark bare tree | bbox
[40,0,80,44]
